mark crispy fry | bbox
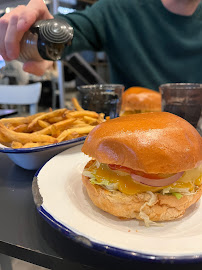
[56,130,69,142]
[13,124,29,133]
[65,132,80,140]
[34,118,76,135]
[72,119,86,126]
[0,117,27,125]
[73,125,95,133]
[0,103,105,149]
[38,120,50,129]
[71,97,84,111]
[48,116,65,123]
[11,141,23,149]
[98,113,105,122]
[28,108,67,129]
[68,110,99,118]
[22,142,50,148]
[25,112,45,122]
[0,112,45,126]
[11,141,50,149]
[0,123,57,144]
[34,125,53,136]
[53,118,76,130]
[4,123,16,130]
[0,132,10,144]
[57,126,95,142]
[83,116,98,125]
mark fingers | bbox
[0,0,53,61]
[17,0,53,31]
[27,0,53,18]
[16,8,39,32]
[0,15,10,61]
[5,15,24,59]
[0,5,26,60]
[23,60,53,76]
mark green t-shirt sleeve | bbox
[54,0,111,56]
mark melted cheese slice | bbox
[86,162,202,195]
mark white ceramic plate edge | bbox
[33,145,202,262]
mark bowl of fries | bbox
[0,98,105,170]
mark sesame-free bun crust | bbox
[121,87,161,113]
[82,112,202,174]
[82,161,202,221]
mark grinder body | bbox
[18,19,74,62]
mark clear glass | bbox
[77,84,125,118]
[159,83,202,128]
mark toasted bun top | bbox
[121,87,161,112]
[82,112,202,174]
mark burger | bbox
[81,112,202,225]
[120,86,161,116]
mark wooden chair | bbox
[0,82,42,115]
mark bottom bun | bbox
[82,162,202,222]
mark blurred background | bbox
[0,0,110,115]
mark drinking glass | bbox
[77,84,124,118]
[159,83,202,128]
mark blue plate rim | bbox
[0,136,86,153]
[33,166,202,263]
[36,203,202,263]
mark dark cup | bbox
[77,84,124,118]
[159,83,202,128]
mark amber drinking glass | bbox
[159,83,202,128]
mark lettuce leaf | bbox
[89,177,118,190]
[172,192,183,200]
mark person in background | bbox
[0,0,201,90]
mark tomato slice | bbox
[108,164,172,179]
[108,164,184,187]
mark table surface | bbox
[0,109,18,118]
[0,154,202,270]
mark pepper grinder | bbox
[18,18,74,63]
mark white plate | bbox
[0,137,85,170]
[33,144,202,262]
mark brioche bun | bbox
[81,112,202,222]
[120,87,161,115]
[82,112,202,174]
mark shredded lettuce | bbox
[139,191,164,227]
[161,186,190,195]
[90,177,109,186]
[82,170,94,178]
[89,177,119,191]
[83,167,119,191]
[172,192,183,200]
[94,160,100,168]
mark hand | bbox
[23,60,54,77]
[0,0,54,75]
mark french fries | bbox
[71,97,84,111]
[0,123,57,144]
[0,98,105,149]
